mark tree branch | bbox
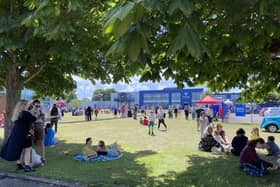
[23,63,48,84]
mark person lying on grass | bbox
[240,138,278,176]
[82,137,97,160]
[96,140,121,157]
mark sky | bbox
[73,76,180,100]
[73,76,241,100]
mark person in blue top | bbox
[266,136,280,156]
[44,123,57,146]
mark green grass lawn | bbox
[0,113,280,187]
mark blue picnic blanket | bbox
[73,153,123,162]
[241,163,266,177]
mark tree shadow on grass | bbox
[0,140,160,187]
[157,154,280,187]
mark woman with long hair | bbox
[0,100,37,172]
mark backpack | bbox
[50,107,58,116]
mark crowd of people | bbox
[1,101,279,178]
[85,106,100,121]
[0,100,60,172]
[197,113,280,176]
[139,106,168,136]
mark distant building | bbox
[212,93,240,102]
[111,92,139,109]
[139,88,204,109]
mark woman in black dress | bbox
[0,100,37,172]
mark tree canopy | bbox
[92,88,116,101]
[104,0,280,97]
[0,0,120,140]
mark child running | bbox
[149,111,156,136]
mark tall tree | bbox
[68,98,81,108]
[104,0,280,94]
[65,89,78,104]
[92,88,116,101]
[0,1,118,141]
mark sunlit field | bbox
[0,112,279,187]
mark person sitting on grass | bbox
[215,124,230,146]
[96,140,121,157]
[231,128,248,156]
[214,130,230,153]
[249,128,260,140]
[139,116,149,126]
[143,116,149,126]
[240,138,276,176]
[96,140,108,156]
[266,136,280,156]
[199,126,221,153]
[216,124,225,136]
[44,123,58,147]
[82,138,97,160]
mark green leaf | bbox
[168,27,187,55]
[143,0,162,11]
[179,0,194,17]
[113,16,133,37]
[168,23,208,59]
[127,33,142,61]
[23,0,36,10]
[168,0,180,15]
[168,0,194,17]
[104,2,135,36]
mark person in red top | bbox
[94,108,99,120]
[240,138,274,176]
[143,116,149,126]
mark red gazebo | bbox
[54,101,66,107]
[196,96,219,104]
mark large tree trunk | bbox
[4,64,22,142]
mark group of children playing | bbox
[139,109,168,136]
[81,138,121,160]
[139,111,157,136]
[199,124,280,176]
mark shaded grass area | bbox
[0,113,280,186]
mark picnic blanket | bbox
[73,153,123,162]
[241,163,266,177]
